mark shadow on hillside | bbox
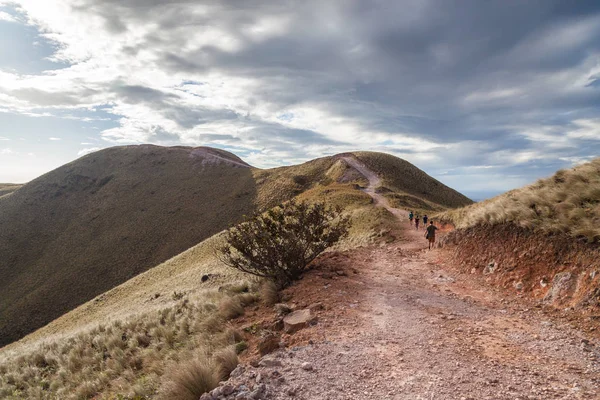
[0,146,258,348]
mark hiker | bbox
[408,211,414,225]
[423,215,428,225]
[415,215,420,230]
[425,220,438,250]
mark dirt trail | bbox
[225,157,600,399]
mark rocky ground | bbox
[203,158,600,400]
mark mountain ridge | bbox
[0,145,470,347]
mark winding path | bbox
[233,156,600,399]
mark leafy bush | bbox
[218,200,350,287]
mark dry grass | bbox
[159,358,218,400]
[253,156,339,209]
[0,145,258,347]
[218,297,245,320]
[259,281,280,306]
[353,151,473,210]
[0,291,249,399]
[437,158,600,243]
[213,346,239,381]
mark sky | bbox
[0,1,599,199]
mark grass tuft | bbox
[158,358,218,400]
[213,346,239,381]
[218,297,245,320]
[260,280,280,306]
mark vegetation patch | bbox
[219,200,350,287]
[0,291,252,399]
[437,158,600,243]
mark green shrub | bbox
[218,200,350,287]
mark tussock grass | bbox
[158,358,218,400]
[437,158,600,243]
[259,281,280,306]
[213,346,239,381]
[218,297,245,320]
[0,292,249,399]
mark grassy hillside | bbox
[438,158,600,243]
[0,145,258,347]
[0,181,398,399]
[353,152,473,212]
[0,184,22,197]
[0,147,470,349]
[0,148,471,398]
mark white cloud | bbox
[1,1,600,190]
[0,137,9,141]
[566,119,600,140]
[0,11,17,22]
[77,147,101,156]
[1,148,14,154]
[48,137,61,141]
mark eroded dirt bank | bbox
[440,224,600,311]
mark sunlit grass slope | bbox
[0,180,398,399]
[353,151,473,213]
[0,147,469,350]
[438,158,600,243]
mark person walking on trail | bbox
[425,220,438,250]
[415,215,420,230]
[423,215,428,225]
[409,211,414,225]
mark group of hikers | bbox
[408,211,438,250]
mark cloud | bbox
[0,11,17,22]
[1,148,14,154]
[48,137,61,140]
[1,1,600,192]
[77,147,101,156]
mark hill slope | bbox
[0,183,22,197]
[438,157,600,242]
[0,148,469,347]
[353,152,473,212]
[0,145,257,347]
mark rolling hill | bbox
[0,145,258,347]
[0,184,22,197]
[353,152,473,212]
[0,146,470,347]
[436,158,600,311]
[438,157,600,242]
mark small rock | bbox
[230,365,245,378]
[483,261,497,275]
[308,302,324,312]
[248,383,266,400]
[258,332,280,356]
[199,394,214,400]
[221,384,235,396]
[301,362,313,371]
[283,309,317,333]
[259,358,283,367]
